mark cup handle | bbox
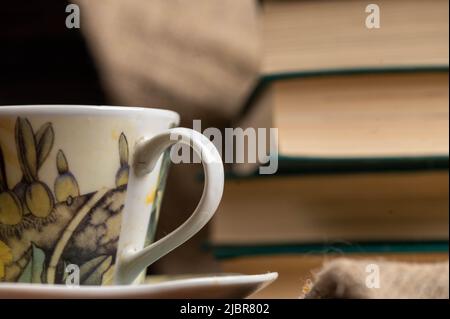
[114,128,224,285]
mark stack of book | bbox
[209,0,449,298]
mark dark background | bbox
[0,0,105,105]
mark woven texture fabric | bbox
[74,0,261,123]
[304,258,449,299]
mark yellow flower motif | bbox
[0,240,12,280]
[145,188,156,205]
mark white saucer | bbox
[0,272,278,299]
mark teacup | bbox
[0,105,224,285]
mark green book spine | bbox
[259,155,448,177]
[207,241,450,260]
[241,65,449,117]
[231,66,450,178]
[227,156,449,179]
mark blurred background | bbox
[0,0,448,298]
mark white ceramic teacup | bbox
[0,105,224,285]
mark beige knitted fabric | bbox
[74,0,261,123]
[305,258,449,299]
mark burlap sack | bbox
[305,258,449,299]
[74,0,261,123]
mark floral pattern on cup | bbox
[0,117,134,284]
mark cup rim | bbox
[0,104,180,124]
